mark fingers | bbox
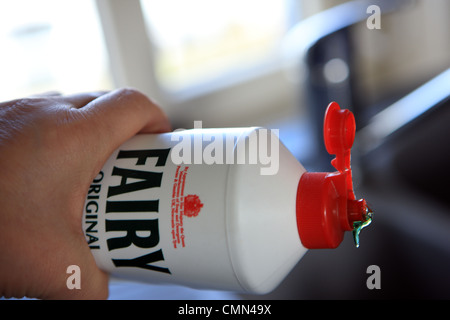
[47,91,108,109]
[61,91,110,109]
[0,91,108,112]
[44,238,110,300]
[71,88,171,166]
[66,241,110,300]
[27,91,62,98]
[0,88,168,300]
[81,87,171,134]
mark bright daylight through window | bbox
[140,0,294,92]
[0,0,111,102]
[0,0,298,108]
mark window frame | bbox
[95,0,301,127]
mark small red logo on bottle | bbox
[183,194,203,217]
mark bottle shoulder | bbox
[224,134,308,293]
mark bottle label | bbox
[171,166,204,249]
[85,147,173,275]
[82,133,240,290]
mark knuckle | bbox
[113,88,156,110]
[115,87,145,101]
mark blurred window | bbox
[140,0,299,92]
[0,0,112,101]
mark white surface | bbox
[108,279,239,300]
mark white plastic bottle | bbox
[82,102,372,294]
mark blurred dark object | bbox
[262,0,450,299]
[286,0,450,204]
[284,0,410,170]
[358,69,450,206]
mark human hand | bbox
[0,88,171,299]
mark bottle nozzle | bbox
[296,102,373,249]
[352,204,373,248]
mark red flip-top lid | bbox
[296,102,372,249]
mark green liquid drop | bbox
[352,209,373,248]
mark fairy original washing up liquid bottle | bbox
[82,102,372,294]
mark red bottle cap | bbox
[296,102,372,249]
